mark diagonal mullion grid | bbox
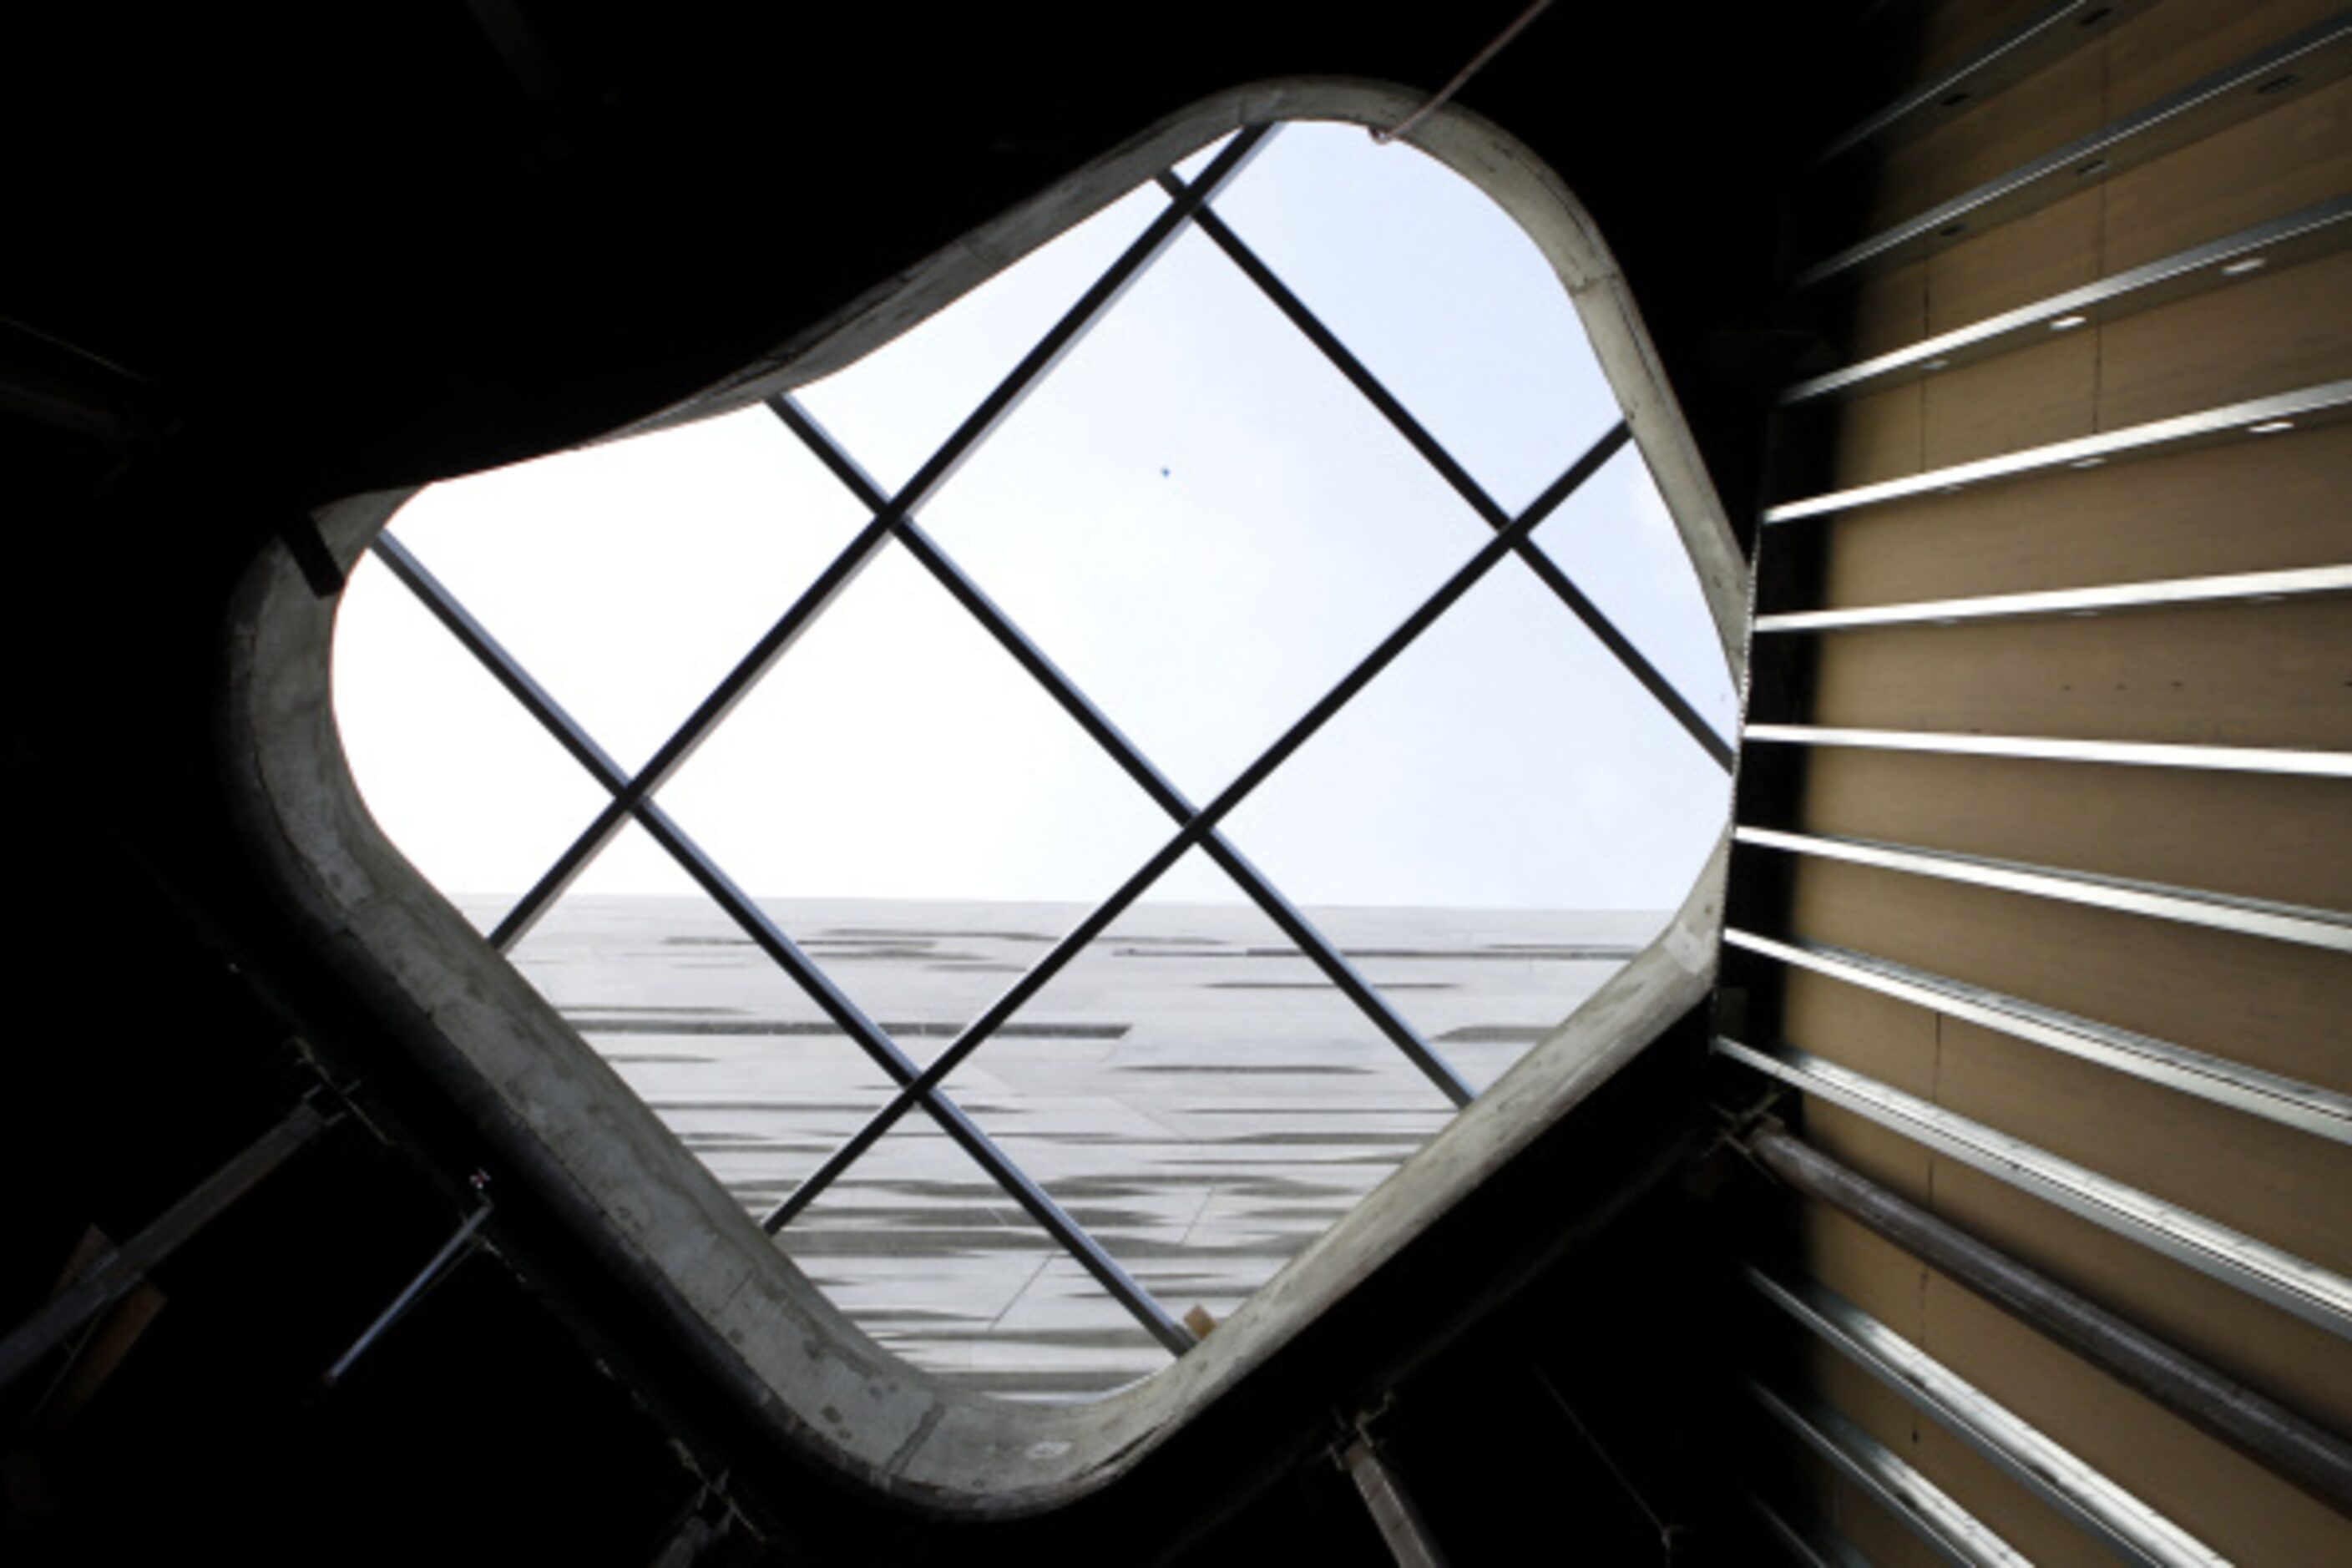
[367,534,1193,1353]
[1156,169,1738,775]
[761,417,1633,1232]
[482,123,1277,956]
[362,127,1284,1360]
[766,392,1476,1107]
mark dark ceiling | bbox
[1,4,1870,1562]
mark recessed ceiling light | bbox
[1921,357,1950,372]
[2070,457,2106,469]
[2221,256,2267,277]
[2049,315,2088,331]
[2248,419,2295,434]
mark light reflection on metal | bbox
[1749,1268,2228,1567]
[1752,562,2352,633]
[1746,1380,2029,1568]
[1723,929,2352,1145]
[1797,15,2352,286]
[1712,1038,2352,1338]
[1764,380,2352,523]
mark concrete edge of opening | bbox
[220,76,1748,1515]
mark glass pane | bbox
[332,546,615,928]
[1530,443,1741,740]
[1219,555,1731,1084]
[969,849,1457,1328]
[919,221,1490,798]
[791,184,1167,498]
[1206,120,1619,516]
[505,820,900,1216]
[379,407,868,772]
[652,541,1175,1032]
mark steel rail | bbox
[763,425,1630,1229]
[372,534,1194,1353]
[1158,170,1737,774]
[1713,1037,2352,1338]
[769,392,1474,1107]
[1752,562,2352,634]
[1747,1381,2029,1568]
[476,124,1274,950]
[1741,723,2352,780]
[1722,929,2352,1146]
[1748,1128,2352,1515]
[1733,826,2352,953]
[1750,1267,2228,1566]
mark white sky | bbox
[332,123,1737,919]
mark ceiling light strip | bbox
[1797,13,2352,286]
[1753,563,2352,632]
[1783,195,2352,402]
[1740,723,2352,779]
[369,536,1195,1353]
[760,424,1629,1232]
[1733,825,2352,952]
[1722,928,2352,1145]
[1746,1380,2030,1568]
[1714,1038,2352,1338]
[1160,171,1738,773]
[1749,1269,2226,1568]
[1764,379,2352,524]
[1815,0,2154,164]
[769,393,1474,1108]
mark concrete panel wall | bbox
[1732,3,2352,1560]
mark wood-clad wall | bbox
[1730,2,2352,1560]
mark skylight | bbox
[329,119,1739,1400]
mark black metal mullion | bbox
[372,532,1194,1354]
[765,423,1631,1231]
[771,393,1475,1107]
[480,124,1277,952]
[1159,172,1737,775]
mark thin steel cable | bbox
[1373,0,1556,144]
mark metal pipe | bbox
[1748,1126,2352,1515]
[323,1200,493,1387]
[0,1098,334,1391]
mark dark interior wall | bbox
[1726,1,2352,1560]
[2,5,1869,1564]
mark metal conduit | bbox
[1744,1125,2352,1516]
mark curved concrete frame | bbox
[221,78,1748,1514]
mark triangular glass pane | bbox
[504,819,899,1216]
[379,406,868,772]
[964,847,1459,1331]
[1205,120,1619,516]
[652,541,1174,1037]
[791,184,1167,498]
[333,546,615,929]
[1530,443,1741,740]
[919,220,1490,797]
[1219,555,1732,1088]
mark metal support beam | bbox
[1748,1127,2352,1516]
[1340,1432,1449,1568]
[1723,930,2352,1145]
[1747,1381,2028,1568]
[1741,723,2352,780]
[1763,380,2352,524]
[0,1098,335,1391]
[1733,826,2352,953]
[1798,14,2352,285]
[1749,1267,2226,1566]
[1753,561,2352,635]
[1713,1037,2352,1338]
